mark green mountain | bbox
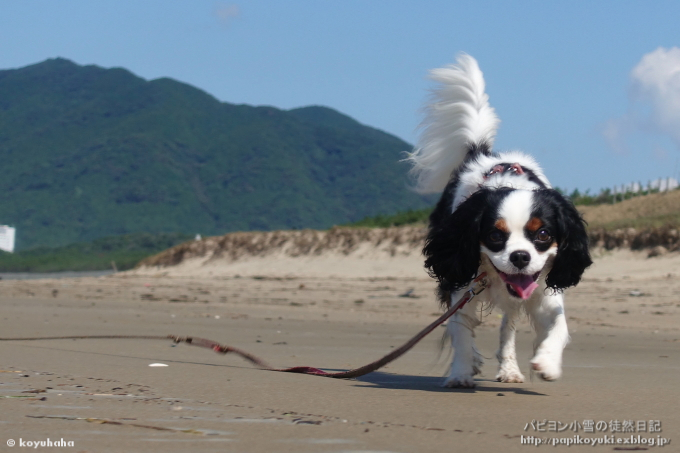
[0,58,430,250]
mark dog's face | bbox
[424,187,592,300]
[479,190,558,299]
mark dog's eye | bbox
[488,230,505,243]
[535,229,552,242]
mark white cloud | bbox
[631,47,680,140]
[601,117,630,154]
[214,4,240,27]
[603,47,680,153]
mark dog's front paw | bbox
[530,352,562,381]
[495,368,525,383]
[443,374,476,388]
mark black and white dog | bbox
[407,54,592,388]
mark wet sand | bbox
[1,251,678,452]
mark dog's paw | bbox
[443,374,476,388]
[530,353,562,381]
[495,368,525,383]
[472,353,484,376]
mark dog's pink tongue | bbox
[500,273,538,299]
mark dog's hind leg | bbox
[495,307,525,383]
[443,291,483,388]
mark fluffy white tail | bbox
[407,54,500,194]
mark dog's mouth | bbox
[494,267,541,300]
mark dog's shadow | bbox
[352,371,546,396]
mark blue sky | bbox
[2,1,680,193]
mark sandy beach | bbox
[1,248,678,452]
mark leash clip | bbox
[467,272,489,297]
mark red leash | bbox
[0,274,488,379]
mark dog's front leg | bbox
[528,293,569,381]
[495,307,525,383]
[443,292,482,388]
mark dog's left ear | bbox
[543,190,593,290]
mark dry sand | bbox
[1,249,679,452]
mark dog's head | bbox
[424,187,592,301]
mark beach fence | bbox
[610,177,679,203]
[0,225,16,253]
[568,177,679,205]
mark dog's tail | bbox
[406,54,500,194]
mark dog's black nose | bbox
[510,250,531,270]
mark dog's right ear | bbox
[424,189,490,299]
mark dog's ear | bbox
[543,190,592,290]
[424,189,490,301]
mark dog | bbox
[407,54,592,388]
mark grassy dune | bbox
[578,189,680,230]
